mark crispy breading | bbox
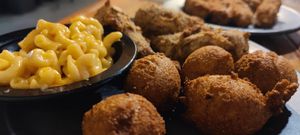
[242,0,263,11]
[124,53,181,112]
[134,4,204,36]
[94,1,154,57]
[82,93,166,135]
[254,0,281,27]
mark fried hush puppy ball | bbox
[182,46,234,80]
[82,93,166,135]
[235,51,298,99]
[124,53,181,112]
[182,75,295,135]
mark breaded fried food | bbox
[94,1,154,57]
[124,53,181,112]
[182,75,295,135]
[134,4,204,36]
[235,51,298,98]
[242,0,262,11]
[151,26,249,61]
[82,93,166,135]
[184,0,253,27]
[254,0,281,27]
[182,46,234,80]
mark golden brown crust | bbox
[124,53,181,112]
[94,1,154,57]
[182,46,234,80]
[235,51,298,95]
[82,93,166,135]
[254,0,281,27]
[134,4,204,36]
[183,75,272,135]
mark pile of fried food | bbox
[184,0,282,27]
[82,1,298,135]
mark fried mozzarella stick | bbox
[134,4,205,36]
[94,1,154,57]
[254,0,281,27]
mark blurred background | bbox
[0,0,97,35]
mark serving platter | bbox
[162,0,300,36]
[0,41,299,135]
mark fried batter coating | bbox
[151,26,249,61]
[134,4,204,36]
[235,51,298,98]
[182,75,292,135]
[124,53,181,112]
[82,93,166,135]
[94,1,154,57]
[182,46,234,80]
[242,0,262,11]
[254,0,281,27]
[184,0,253,27]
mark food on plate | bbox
[150,26,249,61]
[94,1,154,57]
[235,51,298,99]
[134,4,205,36]
[183,0,282,28]
[82,93,166,135]
[0,16,120,89]
[242,0,262,11]
[182,75,292,135]
[184,0,253,27]
[124,53,181,112]
[182,46,234,80]
[254,0,282,27]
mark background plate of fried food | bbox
[163,0,300,36]
[1,0,300,135]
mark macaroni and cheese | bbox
[0,16,122,89]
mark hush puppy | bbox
[82,93,166,135]
[182,46,234,80]
[124,53,181,112]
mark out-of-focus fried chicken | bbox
[184,0,253,27]
[254,0,281,27]
[94,1,154,57]
[182,75,294,135]
[182,46,234,80]
[151,26,249,62]
[134,4,205,36]
[82,93,166,135]
[242,0,262,11]
[235,51,298,99]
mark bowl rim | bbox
[0,26,137,101]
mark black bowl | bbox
[0,26,137,101]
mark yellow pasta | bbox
[0,16,122,89]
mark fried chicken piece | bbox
[254,0,281,27]
[182,75,293,135]
[134,4,204,36]
[82,93,166,135]
[184,0,253,27]
[94,1,154,57]
[182,46,234,80]
[151,26,249,61]
[124,53,181,112]
[235,51,298,99]
[242,0,262,11]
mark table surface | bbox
[61,0,300,71]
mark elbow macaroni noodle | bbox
[0,16,122,89]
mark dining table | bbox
[60,0,300,71]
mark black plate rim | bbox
[0,26,137,101]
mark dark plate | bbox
[162,0,300,36]
[0,26,137,101]
[0,41,299,135]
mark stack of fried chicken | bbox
[184,0,282,27]
[82,1,298,135]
